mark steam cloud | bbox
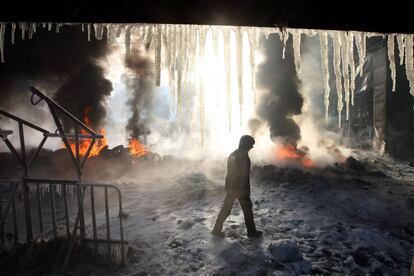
[256,34,303,145]
[0,25,112,131]
[124,48,154,141]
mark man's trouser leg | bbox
[213,192,235,232]
[237,194,256,234]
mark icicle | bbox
[355,32,366,75]
[28,22,35,39]
[47,22,53,31]
[115,24,122,38]
[405,34,414,97]
[81,24,85,32]
[106,24,113,42]
[224,28,232,130]
[20,22,27,40]
[154,24,162,86]
[340,32,350,120]
[94,24,104,40]
[199,26,207,145]
[144,25,153,49]
[236,27,244,125]
[387,34,397,92]
[397,34,405,65]
[184,25,191,92]
[281,28,289,59]
[176,25,183,126]
[124,25,132,57]
[348,32,356,105]
[189,26,197,89]
[166,25,172,71]
[42,23,47,28]
[320,31,330,121]
[248,28,257,104]
[11,23,16,45]
[333,32,343,127]
[291,29,302,75]
[87,24,92,41]
[169,25,177,110]
[56,23,61,33]
[0,23,6,63]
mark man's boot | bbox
[247,230,263,238]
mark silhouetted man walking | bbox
[212,135,262,238]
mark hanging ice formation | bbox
[320,32,330,121]
[248,28,258,104]
[348,32,356,106]
[405,35,414,97]
[387,34,397,92]
[236,27,244,125]
[0,23,5,63]
[1,22,414,130]
[333,32,344,128]
[292,29,302,75]
[224,29,232,131]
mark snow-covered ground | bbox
[1,154,413,275]
[64,155,414,276]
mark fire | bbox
[278,144,314,168]
[66,107,108,158]
[128,138,148,157]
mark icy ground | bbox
[62,157,414,275]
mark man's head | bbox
[238,135,255,151]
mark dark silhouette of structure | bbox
[212,135,262,238]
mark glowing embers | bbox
[128,138,148,157]
[277,144,313,168]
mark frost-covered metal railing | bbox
[0,178,126,264]
[0,86,127,266]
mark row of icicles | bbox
[1,22,414,132]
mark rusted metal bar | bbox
[11,183,18,243]
[2,138,24,167]
[50,183,57,238]
[36,182,43,233]
[28,135,48,169]
[117,188,126,264]
[105,187,111,261]
[45,133,99,139]
[30,87,102,138]
[19,122,33,242]
[81,138,95,169]
[24,177,78,184]
[0,181,20,235]
[90,186,98,255]
[62,184,87,274]
[47,104,82,180]
[75,125,80,169]
[77,185,85,239]
[0,109,49,134]
[62,185,70,237]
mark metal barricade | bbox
[0,178,126,264]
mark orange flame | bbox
[278,145,314,168]
[128,138,148,157]
[66,107,108,158]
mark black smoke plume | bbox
[124,48,153,141]
[256,33,303,145]
[0,24,112,131]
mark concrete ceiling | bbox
[1,0,412,34]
